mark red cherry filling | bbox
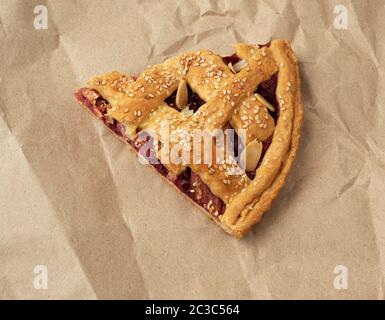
[256,73,279,121]
[75,50,278,217]
[218,56,279,179]
[165,85,206,113]
[222,54,240,66]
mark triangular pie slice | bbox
[74,40,303,238]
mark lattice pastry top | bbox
[75,40,303,238]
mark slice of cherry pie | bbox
[74,40,303,238]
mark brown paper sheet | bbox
[0,0,384,299]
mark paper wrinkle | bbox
[96,126,156,299]
[17,143,100,299]
[277,0,301,33]
[325,2,385,289]
[0,106,12,139]
[312,104,372,157]
[234,241,273,299]
[119,213,152,299]
[368,160,385,298]
[0,17,5,38]
[350,2,380,67]
[366,136,385,170]
[200,8,239,19]
[3,6,148,297]
[366,184,385,299]
[0,118,97,298]
[1,0,385,299]
[96,128,152,298]
[337,169,362,198]
[93,127,122,205]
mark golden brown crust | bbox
[76,40,303,238]
[220,40,304,238]
[230,95,275,144]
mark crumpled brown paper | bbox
[0,0,384,299]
